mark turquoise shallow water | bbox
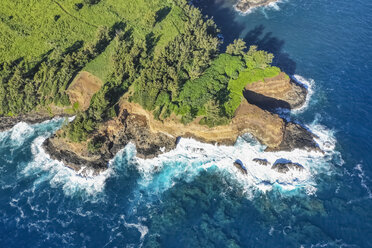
[1,0,372,247]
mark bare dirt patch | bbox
[67,71,102,111]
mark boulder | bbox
[271,162,304,174]
[233,159,248,175]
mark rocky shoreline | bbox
[41,72,321,175]
[0,71,319,176]
[235,0,279,13]
[43,110,178,174]
[0,112,70,133]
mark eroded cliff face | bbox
[43,81,318,175]
[43,108,178,174]
[41,70,319,174]
[235,0,278,13]
[244,72,307,110]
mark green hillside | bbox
[0,0,183,76]
[0,0,281,145]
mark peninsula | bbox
[0,0,319,175]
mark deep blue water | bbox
[1,0,372,247]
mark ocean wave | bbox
[305,239,359,248]
[22,135,113,199]
[131,119,340,201]
[292,74,316,114]
[122,215,149,242]
[275,74,316,120]
[2,92,338,202]
[346,163,372,204]
[9,122,35,146]
[0,117,111,199]
[354,164,372,199]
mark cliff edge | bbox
[43,74,320,175]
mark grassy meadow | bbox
[0,0,182,80]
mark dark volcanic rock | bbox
[43,110,177,174]
[233,159,248,175]
[271,162,304,174]
[253,158,270,166]
[0,112,55,132]
[277,122,321,152]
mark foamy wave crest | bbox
[234,0,285,15]
[8,117,112,199]
[354,164,372,199]
[21,135,113,198]
[133,120,340,200]
[9,122,35,146]
[292,74,316,114]
[346,163,372,204]
[121,215,149,242]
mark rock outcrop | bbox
[235,0,278,13]
[272,122,320,152]
[244,72,307,110]
[41,70,319,174]
[253,158,270,166]
[43,97,319,174]
[233,160,248,175]
[43,108,177,174]
[271,162,304,174]
[0,111,70,132]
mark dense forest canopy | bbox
[0,0,281,145]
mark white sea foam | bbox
[133,119,339,199]
[354,164,372,199]
[22,135,113,197]
[6,77,336,201]
[234,0,285,15]
[123,218,149,241]
[9,122,34,145]
[11,118,113,198]
[292,74,316,114]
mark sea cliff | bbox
[42,73,320,175]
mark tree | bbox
[143,11,156,27]
[244,45,274,69]
[226,39,246,56]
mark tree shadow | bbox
[145,32,160,56]
[243,25,296,75]
[194,0,297,75]
[156,7,171,23]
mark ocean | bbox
[1,0,372,247]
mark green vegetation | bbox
[0,0,282,145]
[0,26,112,115]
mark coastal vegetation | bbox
[0,0,281,144]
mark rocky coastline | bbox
[41,72,321,175]
[0,112,70,133]
[235,0,279,13]
[0,71,319,175]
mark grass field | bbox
[0,0,183,80]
